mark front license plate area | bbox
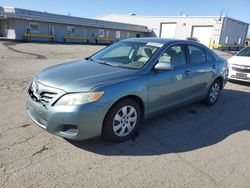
[236,73,247,79]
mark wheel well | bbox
[113,95,145,119]
[101,95,145,135]
[215,76,224,88]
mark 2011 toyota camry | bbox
[26,38,228,142]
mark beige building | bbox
[97,14,249,49]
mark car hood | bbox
[37,60,138,92]
[228,56,250,66]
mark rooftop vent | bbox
[129,13,136,16]
[3,6,15,13]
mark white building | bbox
[97,14,249,49]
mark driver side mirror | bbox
[154,62,173,71]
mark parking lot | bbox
[0,40,249,188]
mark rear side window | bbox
[206,51,215,61]
[187,45,206,64]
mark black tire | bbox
[204,79,222,106]
[102,99,142,142]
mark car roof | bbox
[123,37,180,44]
[123,37,204,46]
[123,37,221,60]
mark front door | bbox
[148,44,193,114]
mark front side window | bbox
[187,45,206,64]
[91,41,159,69]
[158,45,186,67]
[29,23,39,33]
[236,47,250,57]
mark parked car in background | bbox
[228,47,250,82]
[26,38,228,142]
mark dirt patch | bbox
[2,42,47,59]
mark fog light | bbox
[62,125,78,134]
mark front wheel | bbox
[102,99,142,142]
[204,80,221,106]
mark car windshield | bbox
[91,41,160,69]
[236,47,250,57]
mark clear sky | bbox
[1,0,250,23]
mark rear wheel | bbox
[204,80,221,106]
[102,99,142,142]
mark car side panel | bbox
[147,66,194,115]
[187,62,215,98]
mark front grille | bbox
[40,92,57,104]
[231,75,250,80]
[232,64,250,73]
[28,81,64,106]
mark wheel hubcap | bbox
[209,83,220,103]
[113,105,137,137]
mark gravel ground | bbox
[0,40,249,188]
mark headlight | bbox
[55,92,104,106]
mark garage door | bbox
[192,26,213,46]
[160,23,176,38]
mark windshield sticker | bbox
[146,42,163,48]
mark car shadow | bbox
[228,80,250,87]
[67,88,250,156]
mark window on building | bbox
[67,26,75,36]
[136,33,141,38]
[29,23,39,33]
[238,37,242,45]
[106,30,110,38]
[127,32,130,38]
[49,25,55,35]
[98,29,105,38]
[7,21,10,29]
[225,36,229,44]
[116,31,121,39]
[187,45,206,64]
[83,28,87,36]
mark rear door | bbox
[185,44,215,98]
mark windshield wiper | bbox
[97,61,115,67]
[97,61,138,69]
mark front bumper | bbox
[26,92,110,140]
[228,66,250,83]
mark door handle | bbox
[184,70,191,76]
[212,64,217,69]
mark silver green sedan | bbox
[26,38,228,142]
